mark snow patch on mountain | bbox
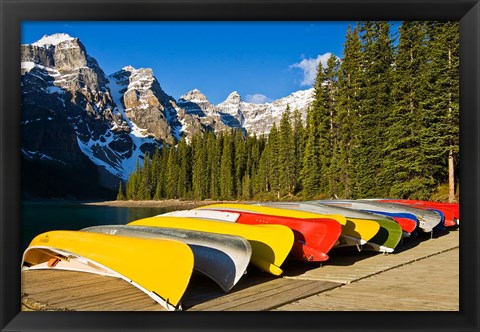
[212,88,314,135]
[32,33,75,48]
[22,148,67,165]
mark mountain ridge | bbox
[21,33,314,198]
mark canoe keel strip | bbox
[82,225,252,292]
[128,216,295,276]
[21,231,195,311]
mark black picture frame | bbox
[1,0,479,331]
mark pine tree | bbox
[292,109,304,194]
[154,147,168,199]
[176,138,192,198]
[382,21,434,199]
[116,182,125,200]
[335,24,363,198]
[421,21,459,201]
[165,147,178,199]
[209,132,222,199]
[192,134,208,200]
[267,123,281,198]
[125,158,143,200]
[150,148,161,199]
[220,130,235,199]
[322,54,341,196]
[353,21,394,198]
[234,130,246,198]
[140,154,152,199]
[301,62,326,198]
[242,174,252,200]
[247,134,262,196]
[278,105,295,196]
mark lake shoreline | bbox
[83,199,248,209]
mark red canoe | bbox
[389,216,418,234]
[220,209,342,262]
[379,199,459,227]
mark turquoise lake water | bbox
[21,202,173,250]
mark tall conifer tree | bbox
[192,134,208,200]
[234,130,246,198]
[335,24,362,198]
[268,123,281,198]
[323,54,341,196]
[301,62,325,198]
[353,21,394,198]
[220,130,235,199]
[278,106,295,196]
[421,22,459,202]
[292,108,304,194]
[165,147,178,198]
[383,21,433,199]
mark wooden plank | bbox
[188,278,340,311]
[282,229,459,284]
[21,230,459,312]
[22,270,167,311]
[276,247,459,311]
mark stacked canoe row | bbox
[21,199,459,311]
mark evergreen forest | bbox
[118,21,459,202]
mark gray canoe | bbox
[256,201,403,253]
[316,200,442,233]
[82,225,252,292]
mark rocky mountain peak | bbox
[223,91,242,105]
[122,65,136,73]
[179,88,210,103]
[31,33,75,48]
[127,67,155,89]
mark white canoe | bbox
[82,225,252,292]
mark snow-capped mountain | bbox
[21,33,162,196]
[214,88,313,135]
[21,33,314,198]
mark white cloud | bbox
[290,53,334,86]
[245,94,272,104]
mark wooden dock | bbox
[21,229,459,311]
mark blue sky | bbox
[23,21,377,104]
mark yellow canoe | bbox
[128,216,294,276]
[22,230,194,311]
[197,203,380,246]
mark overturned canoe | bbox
[161,209,341,262]
[318,200,442,233]
[21,230,194,311]
[376,199,459,227]
[128,216,294,276]
[259,201,403,253]
[352,210,419,235]
[303,201,416,236]
[196,203,380,248]
[82,225,252,292]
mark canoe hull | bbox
[197,203,379,247]
[82,225,252,292]
[378,199,459,227]
[128,216,294,276]
[168,209,341,262]
[318,200,442,233]
[22,230,194,311]
[260,202,402,252]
